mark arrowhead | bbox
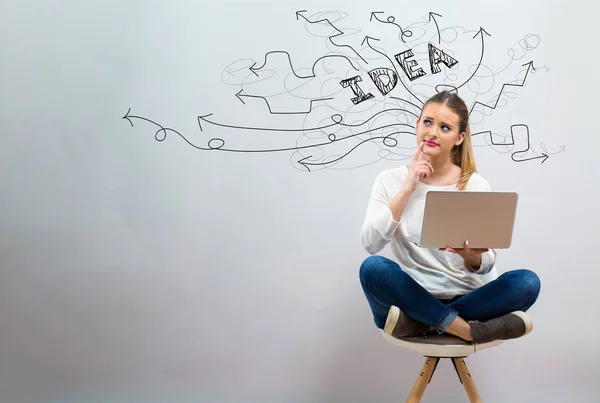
[370,11,383,21]
[248,62,259,77]
[541,153,549,163]
[236,89,245,104]
[361,35,379,46]
[538,65,550,72]
[473,27,491,39]
[122,108,134,127]
[522,61,536,71]
[298,155,312,172]
[197,113,213,132]
[296,10,306,20]
[428,12,442,21]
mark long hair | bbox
[421,91,476,190]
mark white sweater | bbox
[360,165,497,298]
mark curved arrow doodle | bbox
[297,131,413,171]
[124,107,415,153]
[472,123,549,163]
[455,27,491,91]
[241,49,360,114]
[296,10,367,64]
[428,12,443,44]
[235,88,334,115]
[197,107,419,132]
[248,50,360,80]
[370,11,413,43]
[124,8,559,172]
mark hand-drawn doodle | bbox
[472,124,565,164]
[370,11,414,43]
[123,8,564,172]
[296,10,367,65]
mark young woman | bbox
[359,91,541,345]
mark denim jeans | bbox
[359,255,541,334]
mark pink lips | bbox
[425,140,438,147]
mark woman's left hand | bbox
[439,240,488,259]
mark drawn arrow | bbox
[297,155,313,171]
[296,10,367,64]
[362,35,424,105]
[123,108,159,128]
[235,89,245,104]
[361,35,379,47]
[248,50,359,80]
[236,91,334,115]
[469,61,536,116]
[370,11,413,43]
[125,107,415,155]
[428,12,443,44]
[512,153,548,163]
[242,50,359,115]
[369,11,383,21]
[296,133,406,171]
[456,27,490,91]
[472,123,549,163]
[197,107,419,132]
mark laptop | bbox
[414,191,519,249]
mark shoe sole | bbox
[384,305,400,335]
[511,310,534,336]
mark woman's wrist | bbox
[464,254,482,271]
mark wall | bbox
[0,1,598,402]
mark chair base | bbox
[406,356,481,403]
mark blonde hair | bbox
[422,91,476,190]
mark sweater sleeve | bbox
[467,248,496,275]
[360,173,401,254]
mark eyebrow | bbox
[423,116,454,128]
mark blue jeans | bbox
[359,255,541,334]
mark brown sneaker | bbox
[384,305,430,338]
[401,333,471,345]
[469,311,533,344]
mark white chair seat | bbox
[381,330,504,357]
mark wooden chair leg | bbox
[451,357,482,403]
[406,356,439,403]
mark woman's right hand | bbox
[405,142,434,192]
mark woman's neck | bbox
[422,156,460,185]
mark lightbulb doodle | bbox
[123,9,565,171]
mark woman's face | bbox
[415,103,465,158]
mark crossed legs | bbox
[359,255,541,341]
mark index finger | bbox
[413,142,424,162]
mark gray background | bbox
[0,1,597,402]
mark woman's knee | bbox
[510,269,541,300]
[359,255,387,282]
[359,255,401,285]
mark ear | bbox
[455,132,465,146]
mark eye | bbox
[441,125,450,131]
[423,119,431,125]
